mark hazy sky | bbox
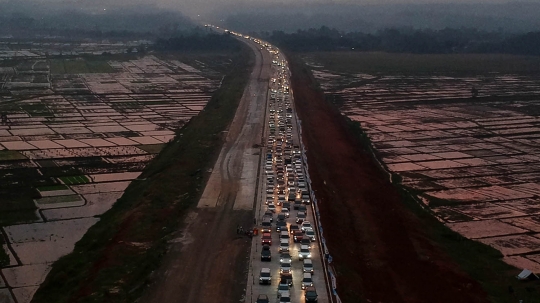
[153,0,518,16]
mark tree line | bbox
[258,27,540,56]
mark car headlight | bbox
[308,254,311,258]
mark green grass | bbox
[32,43,253,303]
[137,144,165,154]
[303,52,540,75]
[291,54,540,303]
[49,59,115,74]
[59,175,89,185]
[49,59,65,74]
[0,191,39,226]
[63,59,89,74]
[37,184,69,192]
[85,60,115,73]
[0,150,27,161]
[37,195,83,205]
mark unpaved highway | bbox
[140,39,271,303]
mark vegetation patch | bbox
[37,195,83,205]
[59,175,90,185]
[49,59,115,74]
[137,144,165,154]
[37,184,69,192]
[0,150,27,161]
[303,52,540,75]
[32,42,253,303]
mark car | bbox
[263,211,274,222]
[261,244,271,261]
[282,202,291,210]
[279,293,291,303]
[280,252,292,264]
[301,273,313,289]
[279,275,293,287]
[268,204,277,213]
[305,286,318,302]
[295,212,306,224]
[289,224,300,235]
[279,239,290,252]
[277,213,286,222]
[276,221,287,232]
[277,283,290,298]
[303,259,314,274]
[280,262,292,274]
[256,294,269,303]
[298,245,311,260]
[288,189,296,198]
[306,230,316,241]
[301,238,312,248]
[298,205,307,213]
[261,220,272,233]
[259,268,272,285]
[293,230,303,242]
[261,233,272,245]
[301,221,313,233]
[281,208,290,218]
[293,201,302,210]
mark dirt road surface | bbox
[140,40,271,303]
[289,60,489,303]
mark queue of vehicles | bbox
[256,50,318,303]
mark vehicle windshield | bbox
[278,285,288,291]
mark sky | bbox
[152,0,518,16]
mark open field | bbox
[0,47,241,303]
[304,52,540,75]
[32,44,252,303]
[50,59,115,74]
[302,51,540,302]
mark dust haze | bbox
[1,0,540,32]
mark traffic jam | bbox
[247,39,325,303]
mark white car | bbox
[279,293,291,303]
[280,253,292,264]
[277,284,290,298]
[301,221,313,233]
[298,245,311,260]
[279,239,290,252]
[306,229,316,241]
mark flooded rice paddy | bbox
[0,51,228,302]
[307,58,540,273]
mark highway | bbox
[237,37,330,303]
[141,29,330,303]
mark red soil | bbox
[290,60,488,303]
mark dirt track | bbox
[289,60,489,303]
[140,41,270,303]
